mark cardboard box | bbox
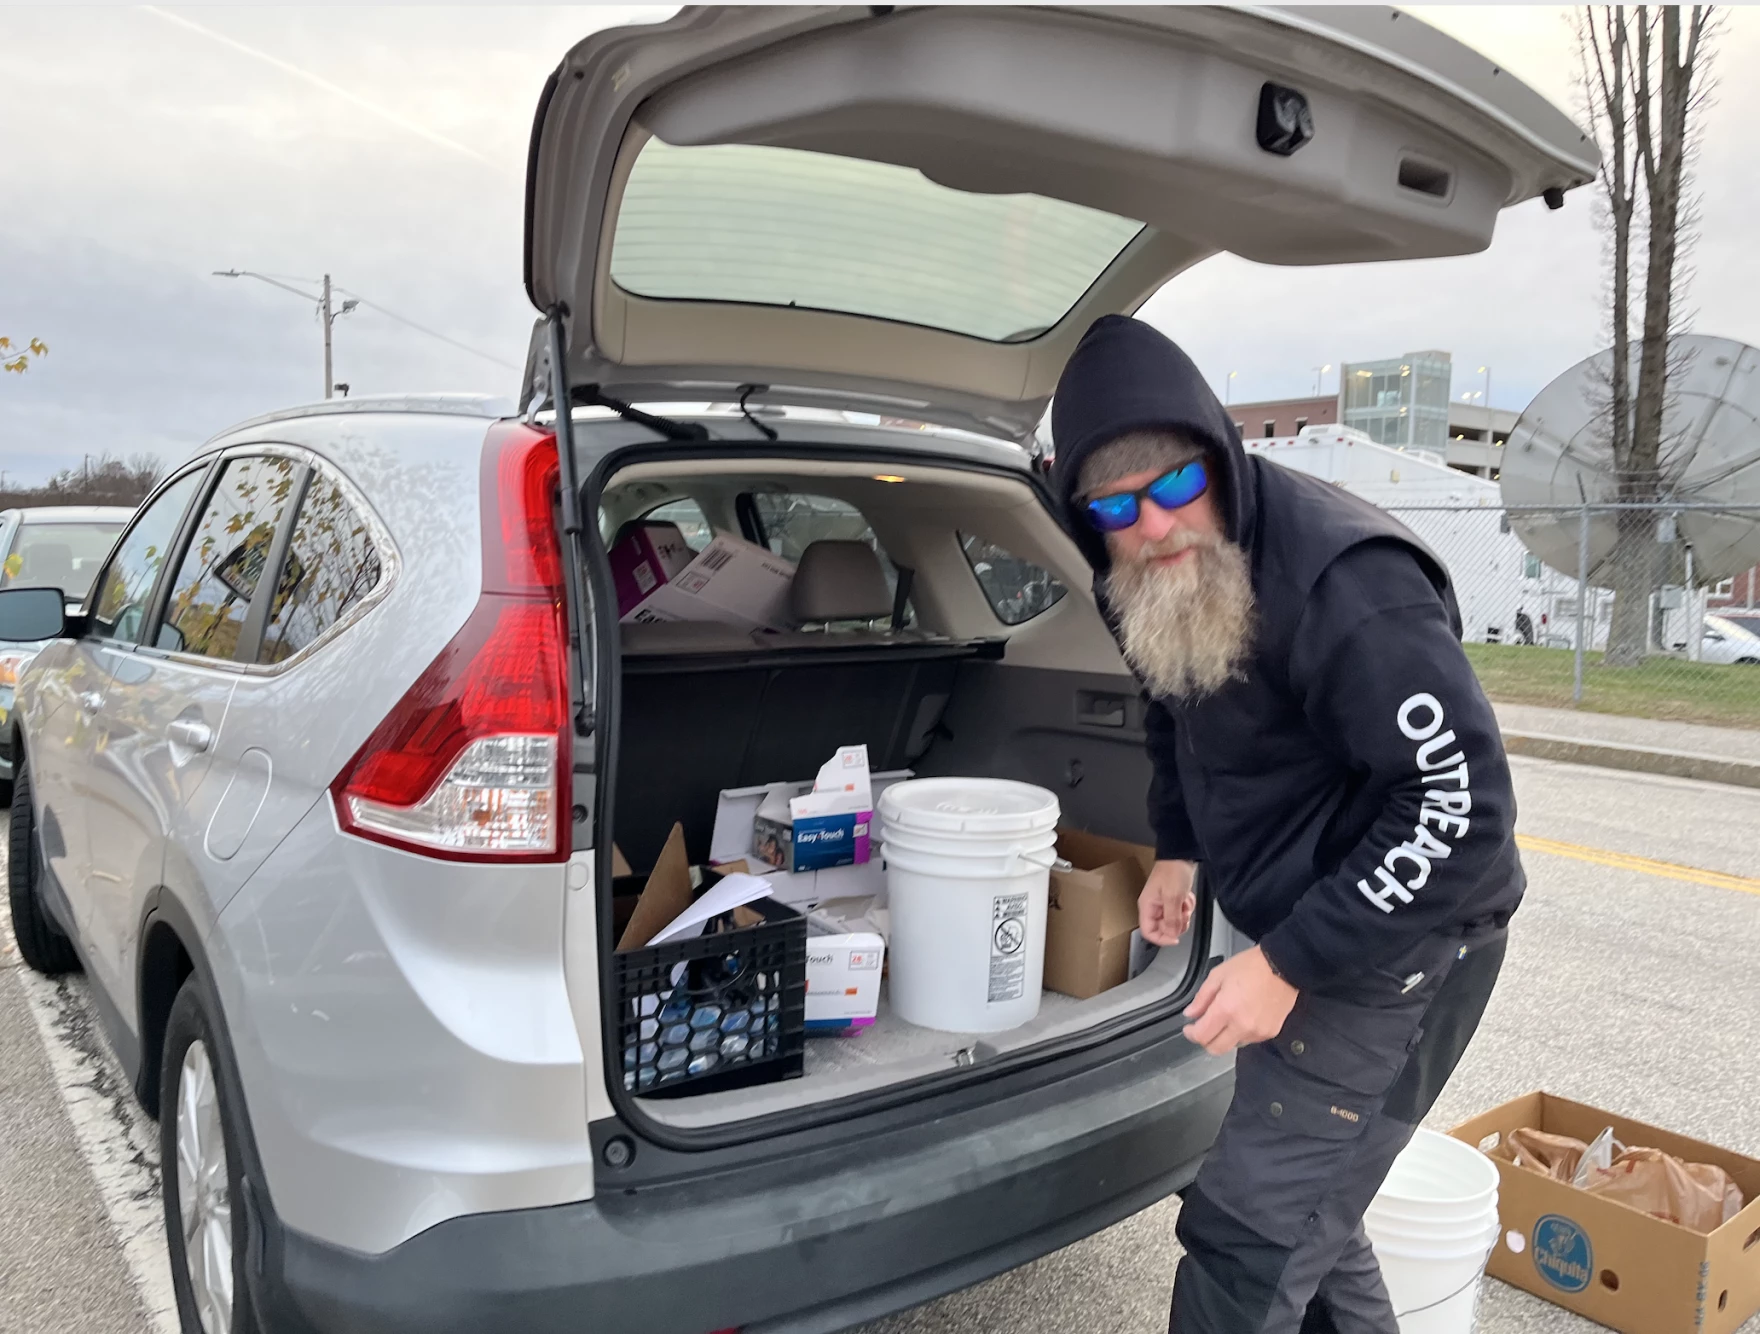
[1044,827,1156,999]
[711,770,913,906]
[753,745,873,872]
[618,531,796,630]
[608,522,697,618]
[1451,1092,1760,1334]
[804,932,885,1030]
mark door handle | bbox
[168,719,212,753]
[1075,690,1129,728]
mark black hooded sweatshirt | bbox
[1051,316,1522,994]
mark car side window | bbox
[159,456,300,660]
[643,498,712,551]
[258,470,384,665]
[88,469,206,643]
[959,533,1068,626]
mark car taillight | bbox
[331,423,571,862]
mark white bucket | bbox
[1364,1129,1501,1334]
[878,778,1060,1033]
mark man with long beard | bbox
[1050,316,1523,1334]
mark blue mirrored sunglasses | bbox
[1084,460,1210,533]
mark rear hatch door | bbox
[525,4,1596,438]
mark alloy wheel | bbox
[176,1039,233,1334]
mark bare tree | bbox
[0,453,165,511]
[1577,5,1715,666]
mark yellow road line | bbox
[1516,834,1760,897]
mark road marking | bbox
[1,848,178,1334]
[1516,833,1760,897]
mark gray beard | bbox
[1104,535,1257,702]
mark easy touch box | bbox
[804,932,885,1031]
[618,531,796,630]
[711,769,914,907]
[752,745,874,873]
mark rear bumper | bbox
[253,1028,1233,1334]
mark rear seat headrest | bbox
[790,540,894,623]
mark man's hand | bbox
[1139,859,1196,946]
[1182,946,1298,1056]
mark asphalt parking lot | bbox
[5,752,1760,1334]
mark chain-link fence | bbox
[1382,502,1760,730]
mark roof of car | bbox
[6,506,136,523]
[200,395,1034,474]
[205,393,519,442]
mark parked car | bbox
[2,9,1594,1333]
[0,505,132,793]
[1710,609,1760,641]
[1700,614,1760,665]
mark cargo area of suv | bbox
[594,445,1203,1127]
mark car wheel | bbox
[7,753,81,975]
[1737,656,1758,665]
[161,977,260,1334]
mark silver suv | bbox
[3,9,1591,1333]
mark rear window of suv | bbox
[610,139,1144,343]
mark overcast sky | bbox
[5,5,1759,486]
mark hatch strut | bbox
[570,383,710,442]
[544,309,594,737]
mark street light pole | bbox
[322,274,334,401]
[1479,364,1492,443]
[1312,364,1332,396]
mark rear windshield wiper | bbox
[570,384,709,442]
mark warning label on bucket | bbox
[989,893,1028,1003]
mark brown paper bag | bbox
[1489,1127,1588,1181]
[1582,1146,1745,1233]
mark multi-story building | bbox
[1339,350,1454,452]
[1232,351,1519,478]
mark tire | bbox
[161,976,260,1334]
[7,753,81,975]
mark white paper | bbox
[647,872,775,945]
[790,744,872,819]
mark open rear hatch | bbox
[525,4,1596,439]
[525,4,1596,1140]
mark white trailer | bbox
[1245,426,1578,645]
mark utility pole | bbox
[214,269,355,402]
[1479,364,1493,443]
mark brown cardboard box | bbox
[1043,826,1154,999]
[615,824,692,951]
[1451,1093,1760,1334]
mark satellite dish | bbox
[1500,334,1760,582]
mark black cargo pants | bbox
[1169,929,1507,1334]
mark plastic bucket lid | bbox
[878,778,1060,839]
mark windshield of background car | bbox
[0,520,125,601]
[609,138,1144,342]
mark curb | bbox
[1501,730,1760,791]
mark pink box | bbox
[608,522,696,618]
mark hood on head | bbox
[1050,316,1252,574]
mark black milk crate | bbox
[613,894,806,1098]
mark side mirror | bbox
[0,587,70,643]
